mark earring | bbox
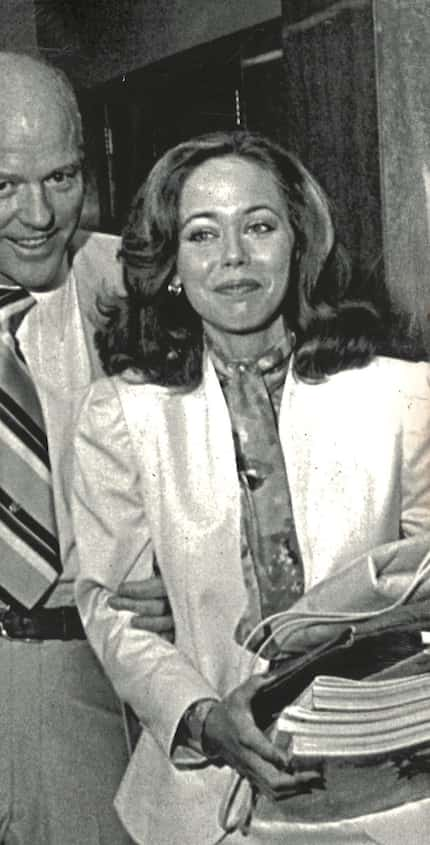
[168,279,183,296]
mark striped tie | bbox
[0,287,61,608]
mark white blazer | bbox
[73,354,430,845]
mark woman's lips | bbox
[215,279,261,295]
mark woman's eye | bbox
[188,229,217,243]
[247,221,275,235]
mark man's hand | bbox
[108,576,174,642]
[202,674,320,800]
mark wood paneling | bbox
[374,0,430,354]
[281,0,430,355]
[281,0,382,278]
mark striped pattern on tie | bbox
[0,287,61,608]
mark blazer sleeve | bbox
[72,378,220,759]
[400,361,430,536]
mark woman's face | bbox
[175,155,294,350]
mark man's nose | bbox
[17,183,55,230]
[222,227,247,266]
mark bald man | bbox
[0,52,172,845]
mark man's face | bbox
[0,101,84,291]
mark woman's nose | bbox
[17,183,55,230]
[221,227,247,266]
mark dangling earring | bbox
[168,279,183,296]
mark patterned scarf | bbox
[208,334,305,653]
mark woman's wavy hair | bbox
[96,130,380,385]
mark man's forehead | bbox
[0,54,74,114]
[0,92,74,137]
[0,103,81,176]
[0,139,80,167]
[0,55,82,155]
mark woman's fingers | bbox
[202,678,321,799]
[228,703,289,771]
[234,748,321,800]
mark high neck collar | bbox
[205,330,295,375]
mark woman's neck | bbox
[203,316,290,362]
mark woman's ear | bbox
[167,275,183,296]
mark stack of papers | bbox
[276,673,430,761]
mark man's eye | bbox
[0,181,15,196]
[46,168,80,188]
[46,171,68,186]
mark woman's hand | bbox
[202,675,320,800]
[108,576,175,642]
[274,621,344,654]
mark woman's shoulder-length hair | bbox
[96,130,381,386]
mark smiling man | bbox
[0,52,172,845]
[0,57,84,292]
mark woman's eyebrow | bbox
[180,204,281,229]
[180,210,218,229]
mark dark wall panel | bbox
[375,0,430,354]
[280,0,382,280]
[0,0,37,50]
[35,0,281,87]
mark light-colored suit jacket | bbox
[19,230,121,600]
[74,354,430,845]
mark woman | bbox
[72,132,430,844]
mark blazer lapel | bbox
[280,363,400,590]
[280,367,361,587]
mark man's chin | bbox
[9,255,69,293]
